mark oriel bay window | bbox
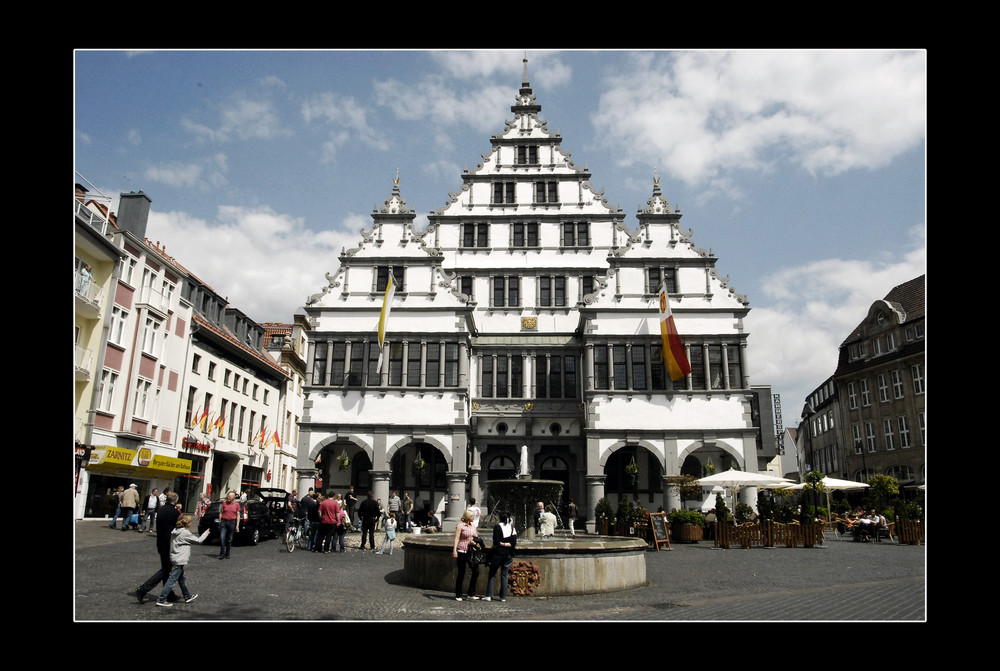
[535,353,577,399]
[311,339,462,389]
[590,342,742,392]
[481,353,524,398]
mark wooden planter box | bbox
[671,522,704,543]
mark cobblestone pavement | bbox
[75,520,925,622]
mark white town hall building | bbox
[294,61,769,532]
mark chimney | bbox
[117,190,153,238]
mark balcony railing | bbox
[74,197,115,240]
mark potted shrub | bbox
[594,497,614,535]
[668,509,705,542]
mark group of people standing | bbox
[293,487,422,555]
[108,484,178,533]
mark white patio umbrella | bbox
[696,468,792,512]
[782,476,870,520]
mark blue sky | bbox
[74,49,926,420]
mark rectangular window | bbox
[511,223,539,247]
[98,369,118,412]
[406,345,420,386]
[852,425,862,453]
[444,344,459,387]
[110,306,128,345]
[426,345,441,387]
[650,347,667,390]
[631,346,647,391]
[860,379,871,407]
[708,345,724,390]
[313,342,328,385]
[460,276,474,299]
[534,181,558,203]
[847,382,857,409]
[865,422,876,452]
[492,276,520,308]
[496,356,508,398]
[481,356,493,398]
[689,347,705,390]
[133,378,153,419]
[595,346,609,390]
[388,342,404,386]
[883,418,895,449]
[726,344,743,390]
[516,145,538,165]
[366,342,381,385]
[562,222,590,247]
[612,345,627,390]
[376,266,404,292]
[349,343,364,386]
[892,369,905,399]
[510,356,523,398]
[493,182,515,204]
[538,276,566,307]
[330,342,346,387]
[911,364,924,394]
[462,223,489,248]
[898,415,912,448]
[141,317,162,355]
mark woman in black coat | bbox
[484,509,517,602]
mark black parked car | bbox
[197,494,286,546]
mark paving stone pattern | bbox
[75,520,925,622]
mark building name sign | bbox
[182,437,212,452]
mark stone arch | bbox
[599,439,663,470]
[308,434,372,464]
[677,439,743,472]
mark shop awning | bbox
[87,445,192,480]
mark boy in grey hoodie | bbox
[156,514,211,607]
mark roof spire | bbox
[522,53,529,87]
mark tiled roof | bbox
[192,312,288,380]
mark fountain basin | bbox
[402,533,648,596]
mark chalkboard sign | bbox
[648,512,672,551]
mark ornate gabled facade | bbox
[297,62,767,531]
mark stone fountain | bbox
[402,446,648,597]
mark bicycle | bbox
[284,516,307,552]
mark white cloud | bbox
[746,226,925,410]
[148,206,361,321]
[144,153,228,190]
[300,92,389,160]
[594,50,926,188]
[183,87,291,143]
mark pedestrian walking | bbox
[118,484,140,532]
[142,488,160,534]
[377,512,397,555]
[155,514,211,608]
[134,492,182,604]
[484,509,517,602]
[218,490,241,559]
[108,486,124,528]
[452,509,482,601]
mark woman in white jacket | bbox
[155,514,210,608]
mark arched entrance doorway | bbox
[604,445,662,510]
[390,442,448,527]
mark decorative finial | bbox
[394,168,399,186]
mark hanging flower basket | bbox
[625,460,640,488]
[411,458,426,478]
[508,561,541,596]
[337,454,350,471]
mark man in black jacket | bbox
[358,491,380,551]
[134,492,181,603]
